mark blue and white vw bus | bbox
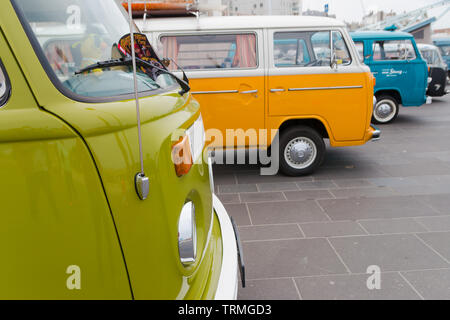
[351,31,428,124]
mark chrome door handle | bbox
[240,90,258,94]
[270,88,285,93]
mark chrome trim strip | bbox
[270,88,286,92]
[288,85,363,92]
[240,90,258,94]
[191,90,239,95]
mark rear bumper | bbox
[370,125,381,141]
[213,194,239,300]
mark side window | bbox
[273,38,310,67]
[159,33,257,70]
[311,31,331,64]
[373,40,417,61]
[274,31,330,67]
[0,60,11,107]
[332,31,352,65]
[354,41,364,62]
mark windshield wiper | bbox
[74,57,191,96]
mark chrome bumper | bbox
[371,125,381,141]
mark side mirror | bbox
[330,53,338,70]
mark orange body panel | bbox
[190,71,374,148]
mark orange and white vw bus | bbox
[140,16,379,176]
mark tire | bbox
[372,95,399,124]
[279,126,325,176]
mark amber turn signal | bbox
[172,135,193,177]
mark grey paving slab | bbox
[333,179,374,188]
[329,234,449,273]
[284,190,334,201]
[313,165,390,180]
[300,221,367,238]
[401,269,450,300]
[213,172,236,186]
[238,279,300,300]
[367,177,419,188]
[243,239,348,279]
[239,224,303,241]
[218,184,258,194]
[295,180,337,190]
[330,187,394,199]
[236,173,312,184]
[295,273,420,300]
[257,182,299,192]
[358,218,427,235]
[239,192,286,203]
[318,196,442,221]
[416,232,450,262]
[379,162,450,178]
[415,216,450,232]
[217,193,240,204]
[247,200,329,225]
[389,185,450,196]
[223,203,251,226]
[415,194,450,215]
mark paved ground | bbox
[214,90,450,300]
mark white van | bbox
[138,16,378,176]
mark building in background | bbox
[362,10,397,27]
[223,0,303,16]
[303,9,335,18]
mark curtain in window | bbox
[233,34,257,68]
[161,37,179,70]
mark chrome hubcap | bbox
[284,137,317,170]
[376,103,393,119]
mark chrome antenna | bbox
[128,0,149,200]
[143,0,148,30]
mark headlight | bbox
[172,115,206,177]
[178,201,197,266]
[186,114,205,164]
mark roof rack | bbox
[122,1,199,18]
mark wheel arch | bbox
[375,89,402,105]
[278,118,330,140]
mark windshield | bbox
[420,48,444,66]
[438,45,450,57]
[14,0,176,98]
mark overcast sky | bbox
[302,0,450,29]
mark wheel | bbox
[279,126,325,176]
[372,95,399,124]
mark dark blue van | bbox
[351,31,428,124]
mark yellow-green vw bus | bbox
[0,0,240,299]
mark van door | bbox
[159,31,265,148]
[268,29,369,142]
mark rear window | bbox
[159,33,258,70]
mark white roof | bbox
[417,43,439,51]
[138,15,345,32]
